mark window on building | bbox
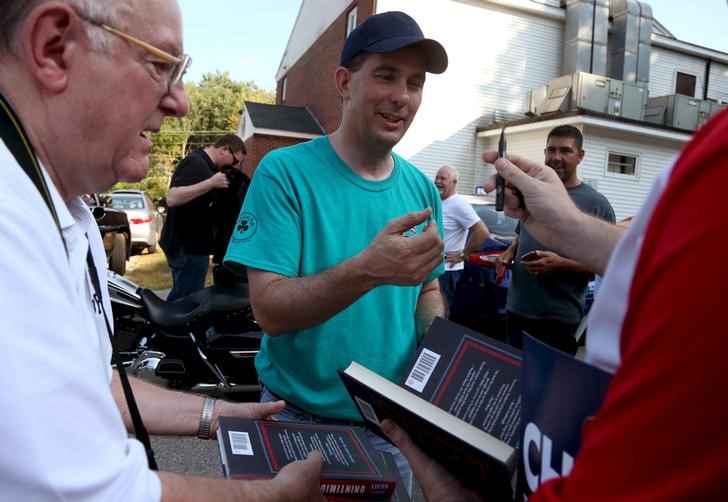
[347,7,358,36]
[675,72,697,97]
[607,152,638,176]
[281,77,287,103]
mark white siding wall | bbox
[276,0,348,81]
[648,46,708,98]
[708,61,728,103]
[475,129,550,196]
[579,126,679,219]
[281,1,725,217]
[478,122,683,220]
[377,0,564,192]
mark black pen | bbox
[495,127,506,211]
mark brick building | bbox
[236,101,324,177]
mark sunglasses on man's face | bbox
[230,149,242,166]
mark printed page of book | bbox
[401,317,523,448]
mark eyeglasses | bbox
[78,13,191,92]
[230,149,242,166]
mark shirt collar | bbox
[39,159,95,238]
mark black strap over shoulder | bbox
[0,93,64,248]
[86,250,158,470]
[0,92,157,470]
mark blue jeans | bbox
[260,386,414,495]
[165,248,209,301]
[438,270,462,316]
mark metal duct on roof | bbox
[562,0,609,76]
[610,0,653,84]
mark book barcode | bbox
[228,430,254,456]
[355,396,380,425]
[404,348,441,393]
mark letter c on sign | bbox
[523,422,541,492]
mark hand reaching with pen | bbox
[482,151,580,249]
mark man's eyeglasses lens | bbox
[169,55,191,91]
[231,150,241,166]
[76,10,191,92]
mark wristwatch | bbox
[197,396,217,439]
[460,251,467,261]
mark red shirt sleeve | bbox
[532,109,728,500]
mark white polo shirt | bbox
[0,142,161,501]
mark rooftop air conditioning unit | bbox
[526,85,548,116]
[645,95,699,131]
[608,80,648,120]
[698,100,726,127]
[539,72,610,114]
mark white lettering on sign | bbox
[523,422,575,493]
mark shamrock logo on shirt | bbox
[232,212,258,242]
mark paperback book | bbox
[217,416,398,499]
[339,317,613,500]
[339,317,522,500]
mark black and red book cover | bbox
[400,317,523,449]
[339,361,516,500]
[338,317,521,499]
[327,451,411,502]
[217,417,397,499]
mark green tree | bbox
[113,71,275,200]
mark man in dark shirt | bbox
[211,164,251,285]
[496,125,615,354]
[159,133,246,300]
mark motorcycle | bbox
[108,271,263,399]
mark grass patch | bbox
[125,250,173,290]
[124,250,215,291]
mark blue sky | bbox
[178,0,301,91]
[178,0,728,92]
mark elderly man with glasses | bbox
[0,1,322,500]
[160,133,247,300]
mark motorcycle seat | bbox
[140,284,251,329]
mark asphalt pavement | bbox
[152,434,223,478]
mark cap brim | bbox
[365,36,448,74]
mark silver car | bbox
[109,189,164,253]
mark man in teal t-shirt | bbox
[224,11,449,494]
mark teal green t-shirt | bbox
[224,136,444,420]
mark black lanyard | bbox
[0,92,157,470]
[85,249,157,470]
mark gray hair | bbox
[0,0,129,56]
[439,164,459,182]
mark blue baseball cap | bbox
[340,11,448,74]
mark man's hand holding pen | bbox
[495,127,506,211]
